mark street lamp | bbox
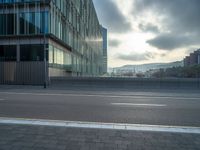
[43,0,47,88]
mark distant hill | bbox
[111,61,183,73]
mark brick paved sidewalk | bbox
[0,124,200,150]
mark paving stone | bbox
[0,124,200,150]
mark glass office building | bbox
[0,0,103,80]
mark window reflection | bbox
[19,12,48,35]
[49,45,72,69]
[0,12,48,36]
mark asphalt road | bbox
[0,88,200,127]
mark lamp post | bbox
[43,0,47,88]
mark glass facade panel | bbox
[0,14,6,35]
[19,13,25,34]
[0,11,48,35]
[0,0,42,4]
[19,12,48,35]
[49,45,53,64]
[0,14,16,35]
[0,45,16,61]
[49,44,72,69]
[20,44,44,61]
[7,14,15,35]
[35,13,41,34]
[28,13,35,34]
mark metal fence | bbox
[0,62,46,85]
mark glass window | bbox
[7,14,15,35]
[20,44,44,61]
[29,13,35,34]
[35,12,41,34]
[0,45,5,61]
[0,45,16,61]
[0,14,16,35]
[20,13,25,34]
[25,13,30,34]
[53,47,57,64]
[0,14,5,35]
[19,12,48,35]
[64,52,72,66]
[41,12,48,33]
[53,47,71,65]
[49,45,53,64]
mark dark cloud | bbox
[147,34,199,50]
[117,52,157,61]
[109,39,121,47]
[133,0,200,50]
[133,0,200,33]
[138,23,159,33]
[93,0,131,33]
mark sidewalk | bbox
[0,123,200,150]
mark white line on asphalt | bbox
[0,92,200,100]
[111,103,167,107]
[0,117,200,134]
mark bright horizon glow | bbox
[93,0,200,68]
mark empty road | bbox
[0,88,200,127]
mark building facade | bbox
[101,26,107,74]
[0,0,103,84]
[184,49,200,67]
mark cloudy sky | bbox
[93,0,200,67]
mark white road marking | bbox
[111,103,167,107]
[0,92,200,100]
[0,117,200,134]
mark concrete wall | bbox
[51,77,200,90]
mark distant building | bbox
[184,49,200,67]
[101,26,107,74]
[184,56,190,66]
[198,54,200,65]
